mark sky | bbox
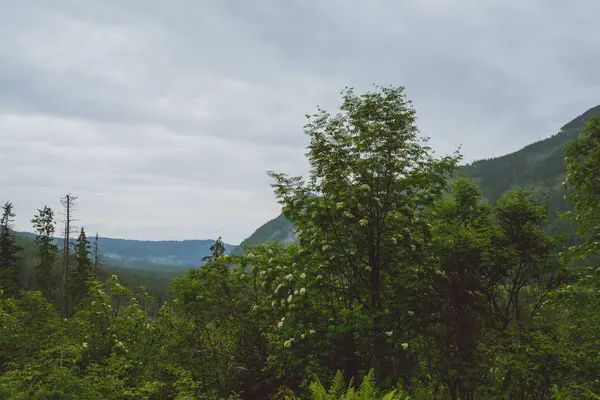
[1,0,599,244]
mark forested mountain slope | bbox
[240,104,600,248]
[233,214,295,254]
[459,104,600,238]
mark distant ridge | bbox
[17,232,237,268]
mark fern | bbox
[358,369,378,400]
[308,369,409,400]
[329,370,346,399]
[381,391,399,400]
[309,379,328,400]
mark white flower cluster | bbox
[277,317,285,329]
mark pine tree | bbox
[0,202,23,296]
[202,236,226,263]
[31,206,58,299]
[70,227,92,309]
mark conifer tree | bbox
[0,202,23,296]
[31,206,58,299]
[92,232,101,280]
[202,236,226,263]
[70,227,92,309]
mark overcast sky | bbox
[1,0,599,244]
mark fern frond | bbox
[345,386,357,400]
[309,379,329,400]
[347,377,355,397]
[381,389,398,400]
[328,370,346,399]
[358,369,378,400]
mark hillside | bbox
[239,104,600,248]
[233,214,295,254]
[459,104,600,202]
[18,232,236,268]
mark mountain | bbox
[233,214,295,254]
[459,105,600,202]
[238,105,600,249]
[17,232,237,268]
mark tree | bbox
[268,86,460,379]
[92,233,101,280]
[552,114,600,395]
[60,193,77,318]
[490,190,559,397]
[563,115,600,258]
[0,202,23,296]
[202,236,226,263]
[421,178,497,399]
[70,227,92,310]
[31,206,58,299]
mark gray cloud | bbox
[1,0,599,242]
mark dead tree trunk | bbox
[60,194,77,319]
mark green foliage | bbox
[563,115,600,258]
[268,85,460,381]
[0,202,23,296]
[0,278,165,399]
[202,236,226,263]
[70,227,93,310]
[31,206,59,299]
[308,369,409,400]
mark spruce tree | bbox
[92,233,101,280]
[0,202,23,296]
[70,227,92,309]
[202,236,226,263]
[31,206,58,299]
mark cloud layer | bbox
[1,0,599,243]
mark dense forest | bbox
[1,86,599,399]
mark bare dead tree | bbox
[60,194,78,319]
